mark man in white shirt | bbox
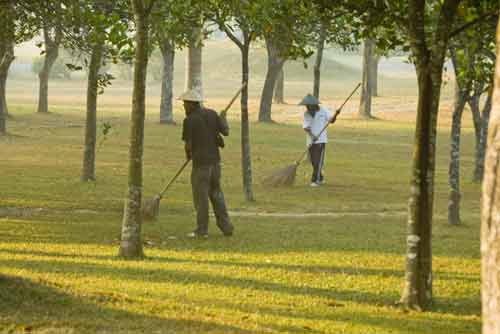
[301,94,334,187]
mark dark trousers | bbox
[191,163,233,235]
[309,143,326,183]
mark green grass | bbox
[0,101,481,333]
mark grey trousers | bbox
[191,163,233,235]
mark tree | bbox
[0,1,36,135]
[258,35,286,122]
[313,23,326,99]
[257,0,316,123]
[311,0,499,310]
[63,1,130,182]
[36,8,63,114]
[159,39,175,124]
[185,25,203,95]
[0,1,15,134]
[208,0,259,201]
[273,67,285,104]
[119,0,156,259]
[358,38,375,119]
[481,16,500,334]
[447,46,476,225]
[446,7,496,224]
[151,0,197,125]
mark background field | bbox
[0,40,480,334]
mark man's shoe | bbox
[187,231,208,239]
[223,230,233,237]
[310,182,320,187]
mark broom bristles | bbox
[142,195,161,222]
[262,164,298,187]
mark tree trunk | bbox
[448,89,467,225]
[241,43,254,201]
[119,0,149,259]
[358,39,374,119]
[0,2,15,134]
[481,20,500,333]
[159,38,175,124]
[476,91,493,182]
[0,72,8,135]
[370,55,380,97]
[258,36,284,123]
[37,26,60,114]
[400,65,441,310]
[81,41,104,182]
[185,26,203,95]
[313,26,326,100]
[273,67,285,104]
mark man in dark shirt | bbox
[180,90,233,238]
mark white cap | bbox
[178,89,203,102]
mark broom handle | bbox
[295,82,361,165]
[220,82,247,119]
[159,159,191,198]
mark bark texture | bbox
[185,26,203,96]
[273,67,285,104]
[0,1,15,135]
[159,38,175,124]
[220,25,255,202]
[119,0,149,259]
[447,47,474,225]
[370,55,380,97]
[448,89,467,225]
[476,92,493,182]
[37,25,62,114]
[258,36,285,122]
[358,39,375,119]
[81,40,104,182]
[481,19,500,334]
[313,26,326,100]
[400,0,460,310]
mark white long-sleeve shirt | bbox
[303,106,332,145]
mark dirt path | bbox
[0,206,406,219]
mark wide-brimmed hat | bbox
[178,89,203,102]
[298,94,320,106]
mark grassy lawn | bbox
[0,96,480,333]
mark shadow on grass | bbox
[0,274,257,334]
[0,254,479,318]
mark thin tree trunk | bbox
[0,1,15,134]
[258,36,284,123]
[159,38,175,124]
[119,0,149,259]
[476,91,493,182]
[241,42,254,201]
[81,41,104,182]
[273,67,284,104]
[448,90,467,225]
[400,0,459,310]
[447,47,474,225]
[400,65,440,310]
[313,26,326,100]
[481,20,500,333]
[371,55,380,97]
[358,39,374,119]
[0,72,8,135]
[185,26,203,95]
[37,26,61,114]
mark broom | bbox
[142,82,247,221]
[262,83,361,187]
